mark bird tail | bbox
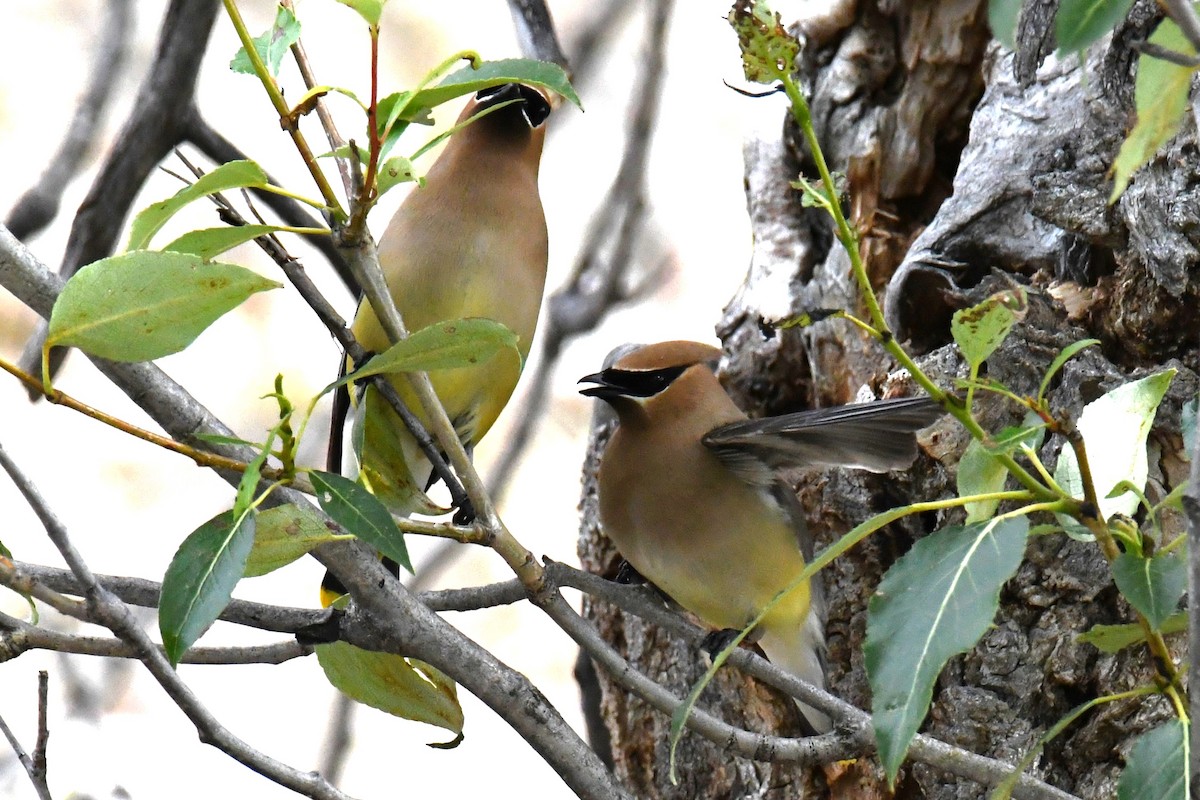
[758,599,831,734]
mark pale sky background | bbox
[0,1,790,797]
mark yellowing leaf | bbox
[1110,18,1198,201]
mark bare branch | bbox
[488,0,674,505]
[0,440,357,800]
[506,0,570,69]
[1163,0,1200,54]
[564,0,637,89]
[5,0,134,241]
[0,673,52,800]
[0,613,310,665]
[16,0,223,395]
[316,694,355,785]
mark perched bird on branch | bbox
[581,340,941,732]
[322,83,553,605]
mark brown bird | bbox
[581,340,941,732]
[323,83,552,605]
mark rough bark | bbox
[581,0,1198,797]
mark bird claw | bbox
[452,499,477,526]
[700,628,742,660]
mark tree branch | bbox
[0,613,310,666]
[0,672,52,800]
[487,0,674,507]
[0,439,356,800]
[0,224,628,800]
[16,0,222,395]
[506,0,570,69]
[4,0,134,241]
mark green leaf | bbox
[1078,611,1187,653]
[1111,18,1198,201]
[356,388,447,516]
[46,250,281,362]
[336,0,386,27]
[866,517,1029,784]
[244,504,343,578]
[229,5,301,76]
[164,225,291,261]
[1053,370,1175,522]
[951,288,1028,371]
[1038,338,1100,404]
[310,471,413,574]
[1113,552,1187,630]
[126,160,270,251]
[192,432,260,448]
[233,428,275,520]
[315,639,463,736]
[1182,395,1197,459]
[958,439,1009,522]
[410,58,581,112]
[988,0,1022,49]
[159,510,256,665]
[1055,0,1135,53]
[958,415,1046,522]
[726,0,800,84]
[1117,719,1189,800]
[376,155,418,196]
[340,318,520,387]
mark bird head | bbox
[579,341,726,423]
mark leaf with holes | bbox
[951,288,1027,371]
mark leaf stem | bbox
[220,0,344,220]
[777,72,1053,502]
[1067,429,1185,693]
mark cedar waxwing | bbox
[322,83,552,604]
[580,341,941,733]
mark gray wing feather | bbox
[703,396,942,480]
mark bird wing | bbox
[702,396,942,480]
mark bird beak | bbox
[578,371,616,398]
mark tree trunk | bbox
[579,0,1198,797]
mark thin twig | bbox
[563,0,637,89]
[5,0,134,241]
[506,0,571,69]
[16,0,223,395]
[0,674,52,800]
[317,694,355,785]
[0,440,357,800]
[32,671,49,787]
[488,0,674,507]
[0,613,310,665]
[280,0,355,201]
[1163,0,1200,54]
